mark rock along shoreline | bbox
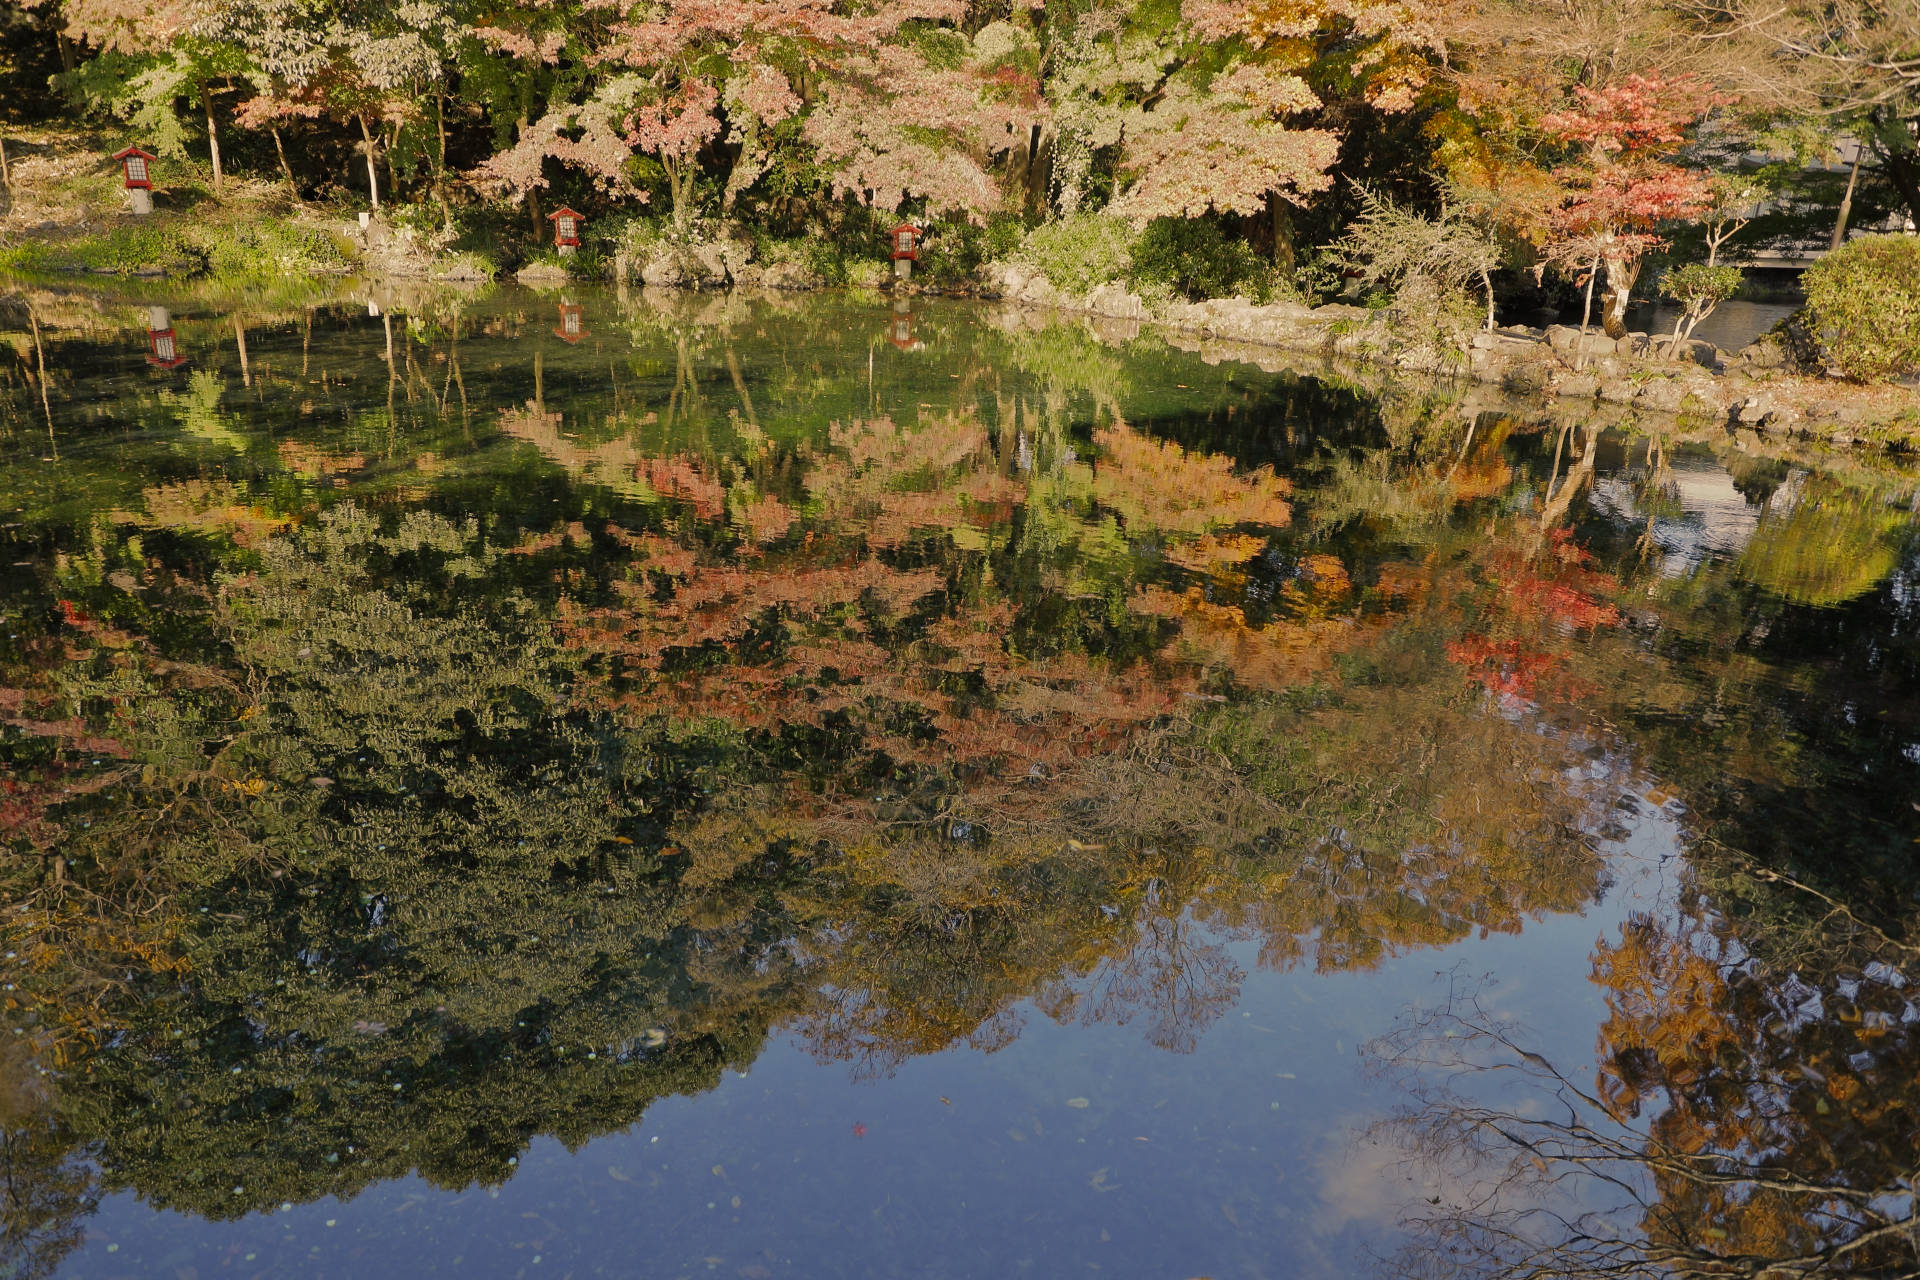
[977,264,1920,451]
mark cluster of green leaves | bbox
[1126,217,1280,302]
[1012,212,1137,295]
[0,215,348,281]
[1803,234,1920,382]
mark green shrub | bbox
[1803,235,1920,382]
[1014,213,1135,295]
[1658,261,1744,348]
[918,216,988,288]
[1126,217,1275,302]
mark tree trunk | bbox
[1878,145,1920,231]
[357,115,381,209]
[271,126,300,199]
[1269,196,1296,276]
[1599,251,1638,338]
[1027,124,1053,219]
[1576,252,1600,345]
[200,80,223,191]
[435,92,451,232]
[1830,147,1864,251]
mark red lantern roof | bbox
[112,146,157,162]
[546,207,583,223]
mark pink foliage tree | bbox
[1539,73,1721,338]
[804,33,1043,222]
[1111,63,1339,221]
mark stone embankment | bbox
[981,265,1919,449]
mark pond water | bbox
[2,284,1918,1280]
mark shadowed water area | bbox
[2,284,1919,1280]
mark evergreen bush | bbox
[1802,235,1920,382]
[1014,213,1135,296]
[1125,217,1274,302]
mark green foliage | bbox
[1802,235,1920,382]
[1659,262,1744,310]
[0,217,348,281]
[918,216,998,288]
[1126,217,1276,302]
[1015,213,1136,295]
[1329,186,1503,324]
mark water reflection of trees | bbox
[5,296,1917,1269]
[1372,873,1920,1279]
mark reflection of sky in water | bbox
[59,803,1683,1280]
[1590,458,1772,577]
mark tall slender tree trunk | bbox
[358,114,381,209]
[200,80,223,191]
[1575,251,1601,368]
[435,92,451,232]
[1831,146,1864,251]
[271,126,300,199]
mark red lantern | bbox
[547,206,584,248]
[889,222,921,262]
[113,146,157,190]
[553,303,587,344]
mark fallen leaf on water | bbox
[938,1096,951,1105]
[607,1166,631,1183]
[1066,1097,1091,1108]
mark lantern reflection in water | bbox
[145,306,185,369]
[887,298,922,351]
[554,302,587,344]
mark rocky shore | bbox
[980,264,1920,450]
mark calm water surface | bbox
[2,285,1917,1279]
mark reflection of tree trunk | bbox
[28,305,54,457]
[534,347,544,414]
[233,314,250,388]
[452,354,470,443]
[726,348,758,429]
[357,114,381,209]
[1537,423,1598,549]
